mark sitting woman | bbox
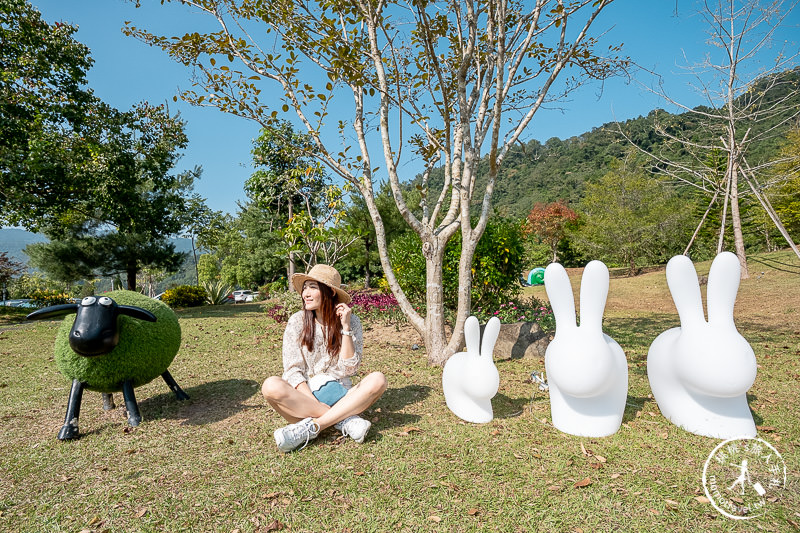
[262,264,388,452]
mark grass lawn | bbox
[1,251,798,532]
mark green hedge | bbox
[162,285,207,308]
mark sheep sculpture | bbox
[27,290,188,440]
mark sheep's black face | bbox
[68,296,122,356]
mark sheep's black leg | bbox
[121,379,142,427]
[102,393,115,410]
[57,379,85,440]
[161,370,189,401]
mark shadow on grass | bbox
[137,378,261,425]
[372,384,432,430]
[621,394,651,424]
[493,392,529,418]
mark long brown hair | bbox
[301,282,342,363]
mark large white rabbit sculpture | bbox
[544,260,628,437]
[647,252,757,439]
[442,316,501,423]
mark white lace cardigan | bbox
[281,310,363,389]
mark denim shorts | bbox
[312,380,348,406]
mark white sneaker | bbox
[274,417,320,452]
[334,415,371,443]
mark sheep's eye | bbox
[98,297,113,306]
[81,296,96,306]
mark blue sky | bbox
[31,1,800,217]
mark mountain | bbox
[0,228,47,265]
[0,228,196,266]
[419,67,800,218]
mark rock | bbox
[458,321,552,359]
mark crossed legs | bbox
[261,372,387,431]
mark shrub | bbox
[472,296,555,332]
[389,217,526,311]
[202,280,232,305]
[162,285,207,308]
[350,289,406,327]
[263,288,303,324]
[259,279,287,300]
[29,289,71,308]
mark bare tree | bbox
[127,0,625,364]
[624,0,800,278]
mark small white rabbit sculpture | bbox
[647,252,757,439]
[442,316,501,423]
[544,260,628,437]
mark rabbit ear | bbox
[707,251,741,329]
[666,254,706,328]
[464,315,481,357]
[481,317,501,360]
[544,263,577,330]
[578,260,609,334]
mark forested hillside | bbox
[420,68,800,219]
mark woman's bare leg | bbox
[313,372,387,430]
[261,376,329,423]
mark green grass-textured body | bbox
[53,290,182,393]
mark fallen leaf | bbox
[135,508,148,518]
[428,515,442,523]
[547,485,562,492]
[589,462,603,469]
[610,473,621,479]
[756,425,776,432]
[573,477,592,488]
[695,496,710,504]
[513,453,524,460]
[88,516,102,526]
[354,471,365,476]
[263,492,280,499]
[665,499,679,509]
[594,455,607,463]
[580,442,589,456]
[265,519,285,531]
[467,508,479,516]
[648,509,660,515]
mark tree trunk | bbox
[422,240,449,366]
[729,163,750,279]
[364,238,372,289]
[287,203,296,288]
[126,267,137,291]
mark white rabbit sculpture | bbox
[442,316,501,423]
[647,252,757,439]
[544,260,628,437]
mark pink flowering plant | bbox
[473,296,555,332]
[350,290,406,327]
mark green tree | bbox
[0,0,97,228]
[769,127,800,240]
[128,0,625,364]
[27,104,199,291]
[343,181,410,287]
[247,124,356,273]
[574,157,692,275]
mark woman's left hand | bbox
[335,303,352,330]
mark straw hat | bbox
[291,264,351,304]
